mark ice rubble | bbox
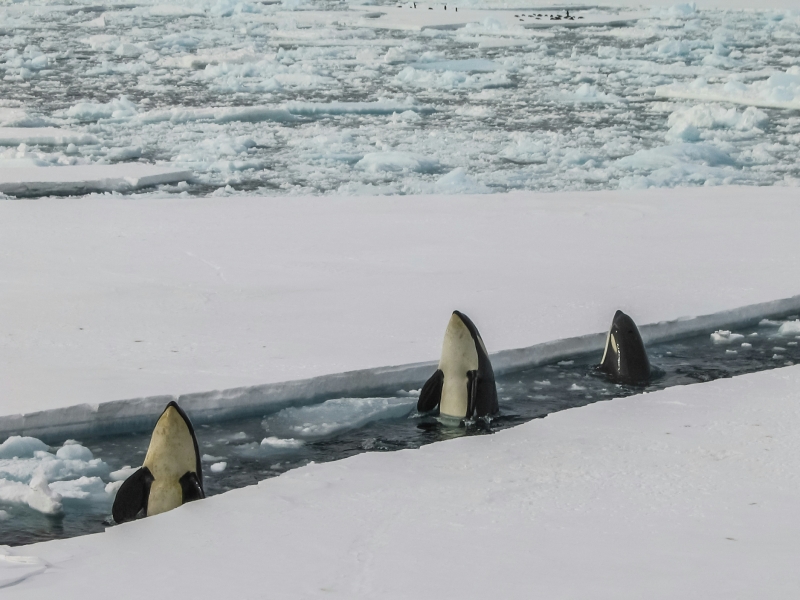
[1,2,799,194]
[0,439,112,516]
[657,67,800,110]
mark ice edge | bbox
[4,294,799,442]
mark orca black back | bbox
[598,310,651,385]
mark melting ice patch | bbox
[262,396,416,440]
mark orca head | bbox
[599,310,651,385]
[435,311,497,419]
[143,401,204,516]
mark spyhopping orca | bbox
[112,401,204,523]
[597,310,651,385]
[417,311,498,420]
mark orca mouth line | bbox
[2,313,799,547]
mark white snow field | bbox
[1,185,800,430]
[2,364,800,597]
[1,1,799,195]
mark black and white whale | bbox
[417,310,498,420]
[112,401,204,523]
[597,310,651,385]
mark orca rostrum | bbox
[112,401,204,523]
[597,310,651,385]
[417,310,498,420]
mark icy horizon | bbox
[1,1,799,197]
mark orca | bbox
[112,401,204,524]
[597,310,651,385]
[417,311,498,420]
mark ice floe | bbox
[0,128,99,146]
[657,68,800,110]
[262,396,416,440]
[0,165,191,196]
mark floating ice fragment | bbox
[568,384,586,391]
[202,454,226,462]
[210,462,227,473]
[109,466,138,481]
[777,320,800,337]
[741,342,752,348]
[0,437,48,459]
[534,380,551,386]
[356,151,439,173]
[50,476,109,503]
[260,437,304,449]
[107,146,142,161]
[56,443,93,462]
[105,480,124,495]
[263,397,415,440]
[0,475,63,515]
[656,68,800,111]
[0,165,190,197]
[726,350,737,355]
[435,168,490,194]
[82,15,106,28]
[710,330,744,344]
[558,360,574,366]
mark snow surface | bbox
[4,364,800,597]
[0,165,191,196]
[1,186,800,424]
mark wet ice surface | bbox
[3,316,800,546]
[1,1,799,196]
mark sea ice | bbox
[778,320,800,337]
[0,128,98,146]
[0,439,111,515]
[0,165,191,196]
[263,396,416,440]
[710,330,745,344]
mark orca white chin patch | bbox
[147,480,183,516]
[438,312,478,418]
[144,406,198,485]
[417,310,498,421]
